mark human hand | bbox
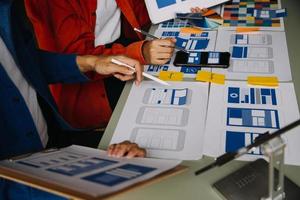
[190,7,208,14]
[107,141,146,158]
[142,38,176,65]
[77,55,143,85]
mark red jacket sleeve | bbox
[25,0,148,66]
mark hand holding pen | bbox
[134,28,185,65]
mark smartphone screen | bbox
[173,51,230,68]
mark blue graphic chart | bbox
[227,107,280,129]
[225,131,262,155]
[47,158,118,176]
[161,31,180,37]
[180,66,201,74]
[82,164,156,187]
[146,65,169,73]
[176,37,209,50]
[228,87,277,105]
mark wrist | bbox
[76,55,98,73]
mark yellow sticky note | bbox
[196,71,212,82]
[159,71,184,81]
[180,27,203,34]
[211,73,225,85]
[236,27,260,33]
[247,76,279,87]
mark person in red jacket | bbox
[25,0,176,129]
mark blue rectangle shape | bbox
[250,88,255,104]
[82,164,156,187]
[232,46,244,58]
[225,131,245,153]
[271,89,277,105]
[245,95,249,103]
[262,96,267,104]
[243,46,248,58]
[228,87,240,103]
[156,0,176,8]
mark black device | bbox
[173,51,230,68]
[213,159,300,200]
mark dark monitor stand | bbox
[213,159,300,200]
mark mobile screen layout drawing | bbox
[214,30,291,81]
[130,128,186,151]
[230,34,272,45]
[145,0,228,24]
[203,81,300,166]
[0,145,181,199]
[110,81,209,160]
[173,51,230,68]
[230,46,273,59]
[143,88,190,106]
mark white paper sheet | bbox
[213,30,292,81]
[145,0,228,24]
[203,81,300,166]
[0,145,181,198]
[110,81,209,160]
[144,30,217,78]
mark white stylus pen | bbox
[111,58,170,86]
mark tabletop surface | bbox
[99,0,300,199]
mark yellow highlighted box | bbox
[247,76,279,87]
[159,71,184,81]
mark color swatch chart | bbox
[222,0,283,30]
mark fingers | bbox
[107,141,146,158]
[114,55,143,86]
[143,38,176,64]
[191,7,208,14]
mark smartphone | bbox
[173,51,231,68]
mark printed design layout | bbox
[222,0,281,28]
[47,158,117,176]
[228,87,277,105]
[227,107,280,129]
[17,151,87,168]
[82,164,156,187]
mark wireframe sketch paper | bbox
[110,81,209,160]
[145,0,228,24]
[203,81,300,166]
[144,29,217,78]
[213,30,292,81]
[220,0,285,31]
[0,145,181,199]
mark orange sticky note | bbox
[236,27,260,33]
[203,9,217,17]
[159,71,184,81]
[247,76,279,87]
[211,73,225,85]
[196,71,212,82]
[180,27,203,34]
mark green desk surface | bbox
[99,0,300,199]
